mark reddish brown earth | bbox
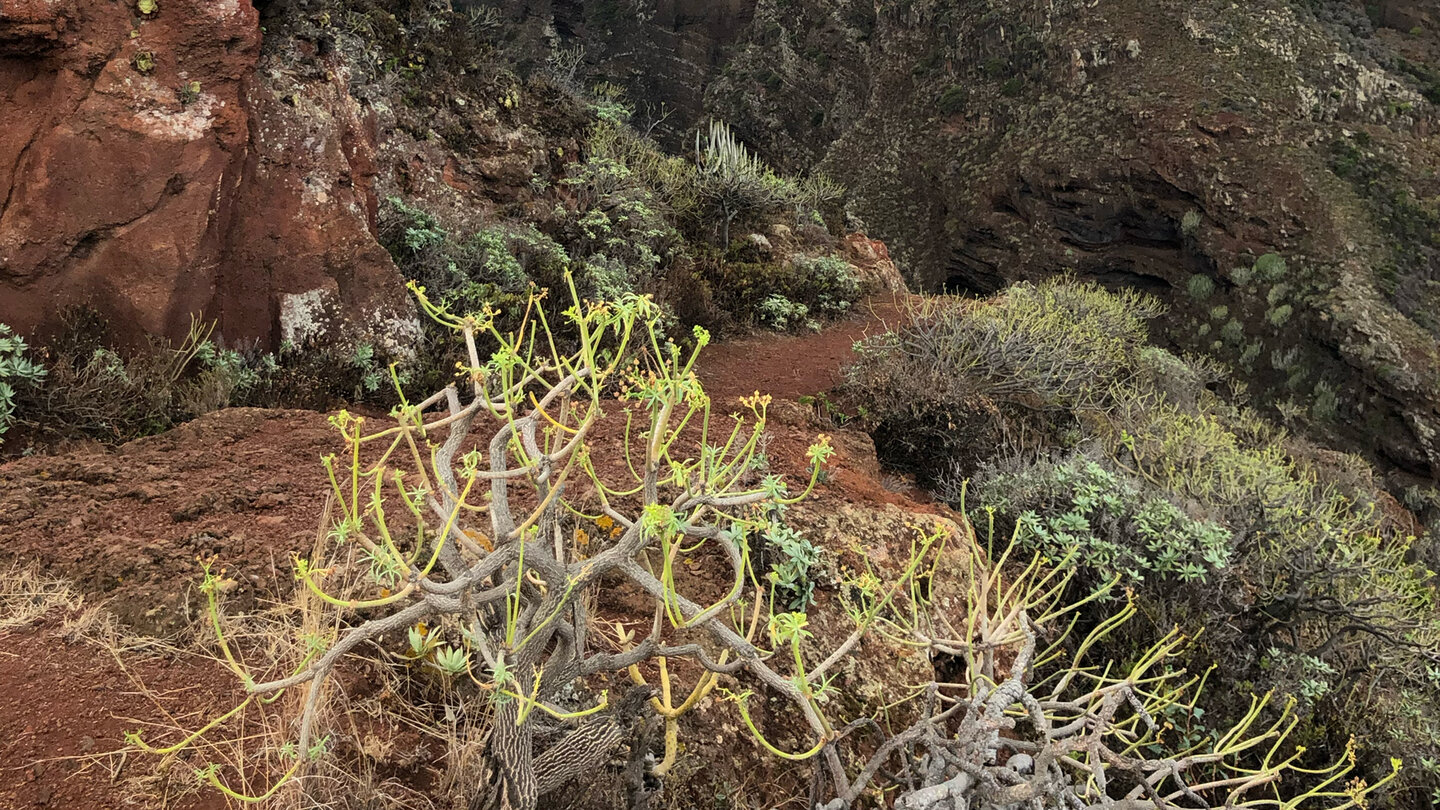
[0,300,936,809]
[0,409,338,633]
[699,295,907,402]
[0,622,232,810]
[0,0,409,349]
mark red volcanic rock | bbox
[841,232,907,295]
[0,0,79,49]
[217,48,415,353]
[0,0,412,351]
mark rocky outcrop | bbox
[486,0,864,167]
[840,232,906,295]
[0,0,412,350]
[588,0,1440,482]
[804,0,1440,480]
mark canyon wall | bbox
[0,0,412,350]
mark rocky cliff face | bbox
[815,0,1440,481]
[470,0,869,167]
[0,0,413,351]
[565,0,1440,482]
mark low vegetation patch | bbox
[379,106,861,344]
[110,281,1400,810]
[844,279,1440,804]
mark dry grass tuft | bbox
[0,563,82,632]
[111,528,477,809]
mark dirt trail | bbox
[698,295,908,402]
[0,297,919,810]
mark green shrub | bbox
[558,131,686,299]
[842,278,1162,469]
[589,81,632,125]
[1187,273,1215,300]
[1272,346,1302,371]
[764,519,821,610]
[693,119,801,248]
[1313,379,1339,420]
[714,253,861,329]
[1181,210,1202,236]
[788,254,860,316]
[227,338,406,412]
[1239,340,1263,370]
[0,324,45,436]
[795,171,845,223]
[1285,363,1309,391]
[1267,303,1294,326]
[974,455,1232,586]
[586,121,699,217]
[1254,252,1287,282]
[756,294,815,331]
[936,84,967,115]
[381,197,569,318]
[1262,647,1337,707]
[1115,400,1440,774]
[1135,345,1225,409]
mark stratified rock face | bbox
[0,0,412,350]
[484,0,810,158]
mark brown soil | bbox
[0,298,931,810]
[698,296,909,402]
[0,409,339,633]
[0,621,233,810]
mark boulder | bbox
[0,0,412,351]
[841,232,906,295]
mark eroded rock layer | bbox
[0,0,412,350]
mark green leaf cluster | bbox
[0,323,45,436]
[977,456,1232,586]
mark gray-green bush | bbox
[0,323,45,437]
[789,255,860,317]
[973,455,1233,586]
[841,278,1163,467]
[694,119,807,249]
[16,316,263,442]
[1187,273,1215,300]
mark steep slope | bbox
[816,0,1440,482]
[557,0,1440,482]
[8,0,1439,478]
